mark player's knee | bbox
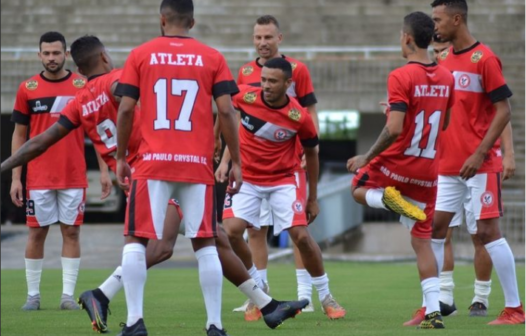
[62,226,80,241]
[28,229,47,244]
[289,229,310,250]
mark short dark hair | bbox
[39,31,66,51]
[431,0,468,21]
[70,35,105,73]
[403,12,435,49]
[263,58,292,79]
[256,15,280,30]
[160,0,194,28]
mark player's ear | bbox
[277,32,283,44]
[189,18,195,29]
[65,50,70,58]
[76,66,86,77]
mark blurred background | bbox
[1,0,524,260]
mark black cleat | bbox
[418,311,445,329]
[117,319,147,336]
[78,290,110,333]
[263,299,309,329]
[206,324,230,336]
[469,302,488,317]
[439,301,458,316]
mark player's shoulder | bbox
[18,73,41,92]
[235,85,262,104]
[471,42,499,64]
[70,72,87,89]
[239,59,258,75]
[286,97,309,123]
[283,55,307,73]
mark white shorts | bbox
[222,181,307,236]
[26,189,86,227]
[449,194,477,234]
[125,179,216,240]
[436,173,502,228]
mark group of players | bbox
[1,0,524,335]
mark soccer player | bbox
[10,31,88,311]
[430,0,524,325]
[347,12,455,329]
[217,14,319,318]
[1,34,308,334]
[221,57,346,321]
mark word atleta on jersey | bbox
[437,42,512,175]
[58,69,142,173]
[115,36,239,185]
[12,71,87,189]
[233,85,318,186]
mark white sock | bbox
[365,189,387,210]
[485,238,520,308]
[431,239,445,275]
[99,266,123,301]
[25,258,43,296]
[422,277,440,315]
[422,294,426,308]
[61,257,80,296]
[258,269,268,284]
[439,271,455,305]
[238,279,272,309]
[472,279,492,308]
[248,265,264,289]
[296,269,313,302]
[122,243,147,327]
[195,246,223,330]
[312,273,330,302]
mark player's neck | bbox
[162,27,190,37]
[451,29,477,53]
[42,68,69,81]
[257,52,280,66]
[406,50,433,65]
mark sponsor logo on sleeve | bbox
[242,66,254,76]
[288,108,301,121]
[73,78,86,88]
[439,49,449,61]
[25,80,38,90]
[243,91,257,104]
[471,51,483,63]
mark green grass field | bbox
[1,262,525,336]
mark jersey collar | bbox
[255,54,287,68]
[261,92,290,110]
[39,70,72,83]
[452,41,480,55]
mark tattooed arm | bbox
[347,111,405,173]
[1,123,71,173]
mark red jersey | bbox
[11,71,87,189]
[232,85,318,186]
[115,36,239,185]
[58,69,143,173]
[437,42,511,175]
[369,62,454,201]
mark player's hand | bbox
[10,179,23,207]
[502,153,515,181]
[215,161,229,183]
[116,159,132,192]
[306,198,319,224]
[347,155,368,173]
[379,101,390,115]
[214,136,222,164]
[227,162,242,195]
[99,171,113,200]
[460,152,485,180]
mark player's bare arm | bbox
[213,114,222,163]
[460,99,511,180]
[304,146,319,224]
[95,150,113,200]
[347,110,404,173]
[116,95,136,191]
[10,123,28,207]
[443,108,452,131]
[215,109,241,183]
[215,94,242,194]
[500,122,515,181]
[2,123,71,175]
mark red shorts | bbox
[125,179,215,239]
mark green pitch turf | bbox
[1,262,524,335]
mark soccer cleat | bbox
[418,311,445,329]
[403,307,426,326]
[263,299,309,329]
[78,290,110,333]
[468,302,488,317]
[117,319,148,336]
[439,300,458,316]
[21,294,40,311]
[60,294,80,310]
[488,304,525,325]
[206,324,230,336]
[321,294,346,320]
[244,301,262,321]
[300,298,314,312]
[382,187,426,222]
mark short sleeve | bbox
[212,54,239,99]
[11,83,30,125]
[387,71,410,113]
[481,56,512,104]
[114,51,140,100]
[294,64,317,107]
[57,99,81,131]
[298,109,319,148]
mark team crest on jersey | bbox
[292,200,304,214]
[439,49,449,61]
[471,51,483,63]
[243,91,257,104]
[480,191,494,208]
[274,129,288,141]
[25,80,38,90]
[288,108,301,121]
[242,66,254,76]
[290,62,297,71]
[458,74,471,88]
[73,78,86,88]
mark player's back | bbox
[377,62,455,180]
[118,36,237,184]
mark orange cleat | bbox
[321,294,346,320]
[488,304,525,325]
[403,307,426,326]
[244,301,262,321]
